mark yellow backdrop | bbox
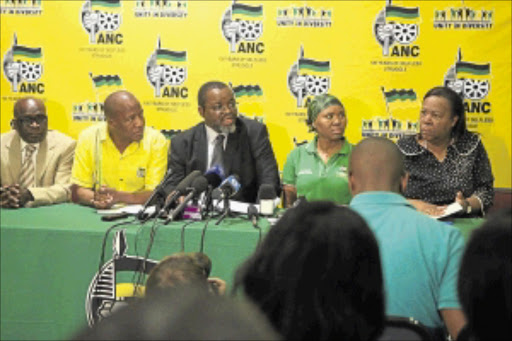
[1,0,510,187]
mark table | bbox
[1,204,269,341]
[0,204,483,341]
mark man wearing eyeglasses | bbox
[1,97,76,208]
[166,81,280,203]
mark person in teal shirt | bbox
[282,94,353,207]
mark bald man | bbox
[348,137,466,340]
[71,90,168,209]
[1,97,76,208]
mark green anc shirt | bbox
[282,137,353,204]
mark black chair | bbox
[379,316,433,341]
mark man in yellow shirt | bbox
[71,90,168,209]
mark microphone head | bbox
[191,176,209,194]
[205,164,225,181]
[176,170,202,193]
[211,174,241,200]
[204,171,223,188]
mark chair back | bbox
[379,316,433,341]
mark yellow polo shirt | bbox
[71,123,169,192]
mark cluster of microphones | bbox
[135,165,277,227]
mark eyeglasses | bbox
[16,115,48,126]
[208,101,238,112]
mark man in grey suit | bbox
[167,81,280,203]
[1,97,76,208]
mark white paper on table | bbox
[97,204,156,216]
[432,202,463,220]
[212,197,281,215]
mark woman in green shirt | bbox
[282,94,353,207]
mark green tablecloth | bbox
[0,204,483,341]
[1,204,269,341]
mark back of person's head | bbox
[349,136,406,195]
[458,208,512,340]
[234,201,385,341]
[145,252,211,297]
[72,285,281,340]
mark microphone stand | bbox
[215,195,231,225]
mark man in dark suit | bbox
[167,81,280,203]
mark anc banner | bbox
[1,0,510,188]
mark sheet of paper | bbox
[432,202,463,220]
[97,204,155,216]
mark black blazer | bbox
[167,117,280,203]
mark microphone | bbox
[137,168,173,220]
[201,166,224,217]
[159,170,201,217]
[258,184,276,216]
[165,176,209,223]
[212,175,241,200]
[247,204,259,228]
[204,164,225,188]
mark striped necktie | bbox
[19,144,36,189]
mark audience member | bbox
[349,136,466,340]
[1,97,75,208]
[282,93,353,207]
[145,252,226,297]
[457,208,511,341]
[234,201,385,340]
[71,90,168,209]
[72,285,280,340]
[166,81,280,203]
[396,86,493,216]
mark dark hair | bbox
[234,201,385,341]
[145,252,211,297]
[72,285,281,340]
[458,208,512,340]
[197,81,229,108]
[423,86,467,139]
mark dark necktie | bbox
[210,134,225,169]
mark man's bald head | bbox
[14,97,45,118]
[12,97,48,144]
[104,90,140,120]
[349,137,407,196]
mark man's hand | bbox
[207,277,226,296]
[91,186,115,209]
[1,185,21,208]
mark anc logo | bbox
[444,48,491,101]
[146,36,188,98]
[231,83,264,122]
[72,72,122,121]
[276,3,332,27]
[221,1,264,54]
[362,87,418,140]
[287,45,331,108]
[86,229,158,326]
[2,33,44,94]
[373,0,421,57]
[134,0,188,18]
[444,48,491,115]
[81,0,123,44]
[1,0,42,15]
